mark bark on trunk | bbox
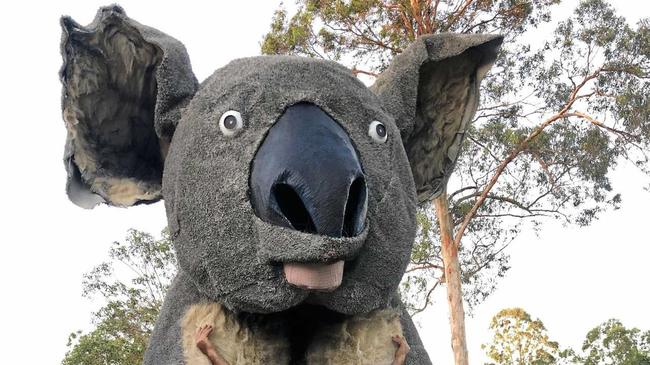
[434,192,468,365]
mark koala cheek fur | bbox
[59,5,501,364]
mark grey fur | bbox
[144,271,203,364]
[58,6,501,364]
[391,294,431,365]
[60,5,197,207]
[372,33,502,201]
[163,55,416,315]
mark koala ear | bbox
[371,34,502,203]
[59,5,198,208]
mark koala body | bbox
[59,5,501,364]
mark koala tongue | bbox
[283,261,344,291]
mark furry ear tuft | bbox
[59,6,198,208]
[371,33,502,203]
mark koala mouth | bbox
[283,261,345,291]
[253,216,368,291]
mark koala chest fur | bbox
[181,302,402,365]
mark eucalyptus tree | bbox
[483,308,560,365]
[62,229,177,365]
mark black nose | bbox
[250,103,367,237]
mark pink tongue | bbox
[283,261,344,291]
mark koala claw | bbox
[391,335,411,365]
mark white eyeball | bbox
[368,120,388,143]
[219,110,243,136]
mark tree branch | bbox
[407,262,445,273]
[453,67,603,246]
[351,66,379,77]
[411,280,441,315]
[567,111,641,141]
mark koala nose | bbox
[250,103,367,238]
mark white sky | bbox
[0,1,647,364]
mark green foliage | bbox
[482,308,560,365]
[261,0,560,70]
[567,319,650,365]
[483,311,650,365]
[61,229,177,365]
[262,0,649,314]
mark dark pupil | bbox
[375,123,386,137]
[224,115,238,129]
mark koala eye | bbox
[368,120,388,143]
[219,110,243,136]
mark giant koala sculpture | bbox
[59,5,501,365]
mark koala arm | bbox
[144,271,204,365]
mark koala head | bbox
[59,6,501,315]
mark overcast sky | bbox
[0,1,648,364]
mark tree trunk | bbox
[434,192,468,365]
